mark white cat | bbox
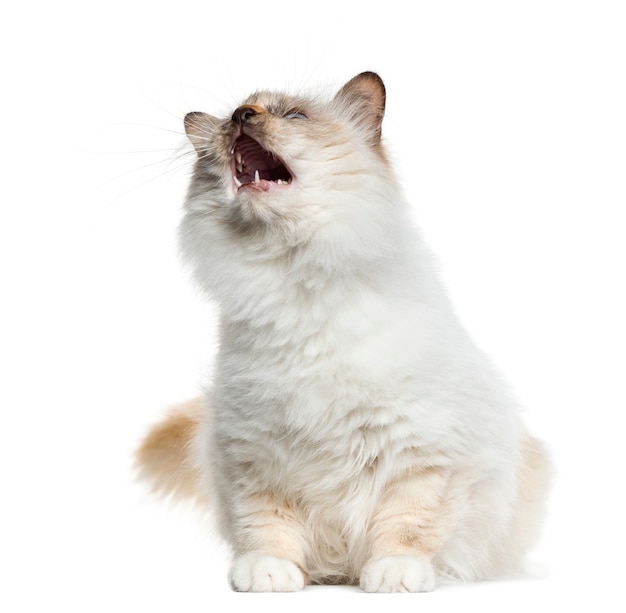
[137,72,550,593]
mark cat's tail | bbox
[135,396,211,505]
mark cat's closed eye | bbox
[284,111,308,119]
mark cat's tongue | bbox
[235,168,274,191]
[238,175,272,192]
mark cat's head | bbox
[182,72,408,280]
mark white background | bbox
[2,1,625,611]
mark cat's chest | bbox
[220,288,433,406]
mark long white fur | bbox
[151,74,549,592]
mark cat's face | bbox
[183,73,397,242]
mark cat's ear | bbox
[334,72,386,145]
[184,111,219,154]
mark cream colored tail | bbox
[135,397,207,503]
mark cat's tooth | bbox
[254,170,260,184]
[233,176,242,188]
[236,153,243,173]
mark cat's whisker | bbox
[99,146,199,209]
[91,148,189,155]
[105,121,189,139]
[103,147,192,186]
[102,164,186,207]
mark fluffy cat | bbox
[136,72,550,593]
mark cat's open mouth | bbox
[230,134,293,193]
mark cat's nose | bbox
[232,105,262,125]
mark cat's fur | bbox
[136,72,550,592]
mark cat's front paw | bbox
[360,555,436,593]
[229,553,305,592]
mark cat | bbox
[136,72,551,593]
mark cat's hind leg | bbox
[494,434,552,573]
